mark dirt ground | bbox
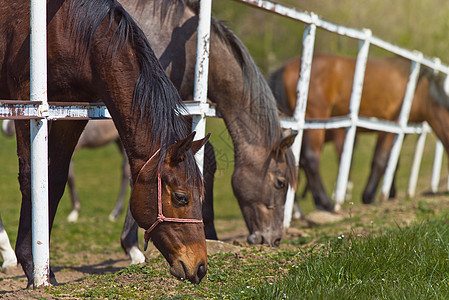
[1,193,449,299]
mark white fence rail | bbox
[235,0,448,225]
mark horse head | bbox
[130,131,210,284]
[231,130,297,247]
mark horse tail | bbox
[268,66,291,116]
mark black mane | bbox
[420,66,449,110]
[69,0,202,192]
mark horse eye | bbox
[275,178,286,189]
[173,192,189,205]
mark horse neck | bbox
[88,61,158,177]
[61,2,165,178]
[208,41,280,161]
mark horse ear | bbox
[166,131,196,164]
[190,133,211,155]
[278,129,297,153]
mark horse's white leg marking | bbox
[128,246,145,265]
[1,120,15,137]
[67,210,79,223]
[0,228,17,271]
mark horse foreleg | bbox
[15,120,38,287]
[301,130,334,211]
[120,205,145,264]
[15,120,86,288]
[109,140,130,222]
[363,132,395,204]
[66,160,81,222]
[202,141,218,240]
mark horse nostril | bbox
[196,261,207,282]
[247,233,262,245]
[273,238,281,247]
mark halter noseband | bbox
[134,148,203,251]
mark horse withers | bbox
[269,53,449,208]
[2,0,208,287]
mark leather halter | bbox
[133,148,203,251]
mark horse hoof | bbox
[129,246,145,265]
[108,213,118,222]
[334,202,342,212]
[1,262,19,275]
[67,210,79,223]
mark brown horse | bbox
[269,53,449,209]
[2,0,209,287]
[119,0,298,249]
[2,119,129,223]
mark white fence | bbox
[233,0,449,226]
[2,0,447,287]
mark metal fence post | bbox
[430,140,444,193]
[192,0,212,173]
[380,56,422,202]
[284,14,317,228]
[334,29,371,211]
[30,0,50,288]
[407,122,429,197]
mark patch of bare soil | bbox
[1,193,449,299]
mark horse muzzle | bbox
[247,231,282,247]
[170,259,207,284]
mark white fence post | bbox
[284,14,317,228]
[380,56,421,202]
[407,122,429,197]
[192,0,212,173]
[30,0,50,288]
[431,140,444,193]
[334,29,371,211]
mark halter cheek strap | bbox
[133,148,203,251]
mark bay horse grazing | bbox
[3,0,209,287]
[2,119,128,223]
[120,0,298,248]
[269,53,449,208]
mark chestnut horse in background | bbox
[2,0,208,287]
[269,53,449,209]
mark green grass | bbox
[246,217,449,299]
[46,217,449,299]
[1,119,449,299]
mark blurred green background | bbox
[212,0,449,74]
